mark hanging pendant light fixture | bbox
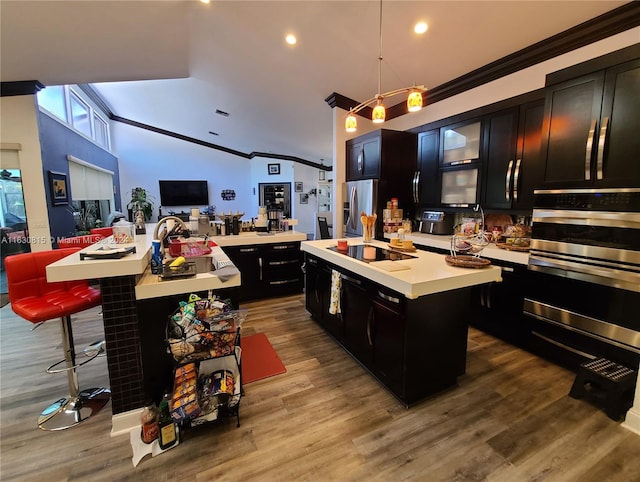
[344,0,426,133]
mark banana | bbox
[169,256,186,270]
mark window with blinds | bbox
[67,156,113,201]
[67,155,114,231]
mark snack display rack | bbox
[165,295,246,429]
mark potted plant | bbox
[127,187,155,221]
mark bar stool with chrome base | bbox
[5,248,110,430]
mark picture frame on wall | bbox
[295,181,303,192]
[300,193,309,204]
[48,171,70,205]
[268,163,280,175]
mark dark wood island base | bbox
[305,253,473,407]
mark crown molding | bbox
[0,80,45,97]
[327,2,640,120]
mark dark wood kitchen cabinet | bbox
[223,245,262,301]
[370,289,406,396]
[346,129,417,203]
[261,242,304,297]
[482,100,545,210]
[304,256,343,340]
[221,242,303,302]
[541,49,640,188]
[412,129,440,207]
[470,261,531,347]
[347,132,381,180]
[304,252,472,406]
[341,272,375,368]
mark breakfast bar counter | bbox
[44,226,304,432]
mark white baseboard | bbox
[111,408,143,437]
[622,407,640,436]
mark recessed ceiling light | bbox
[200,0,210,4]
[414,22,428,34]
[285,34,297,46]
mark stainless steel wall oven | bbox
[524,188,640,370]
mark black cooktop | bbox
[327,245,416,263]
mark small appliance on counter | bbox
[418,210,454,235]
[255,206,268,232]
[267,209,284,232]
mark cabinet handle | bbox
[513,159,521,202]
[505,160,514,202]
[258,257,263,281]
[450,159,472,166]
[597,116,608,181]
[585,119,597,181]
[377,291,400,304]
[272,245,292,250]
[486,283,492,309]
[357,146,364,175]
[366,307,373,347]
[412,171,418,204]
[341,274,361,285]
[269,279,298,286]
[239,247,258,253]
[269,259,298,266]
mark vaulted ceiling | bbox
[1,1,635,166]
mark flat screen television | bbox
[159,180,209,206]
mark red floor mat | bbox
[240,333,286,384]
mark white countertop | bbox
[301,238,503,300]
[387,232,530,266]
[207,230,307,246]
[46,226,307,300]
[46,234,154,282]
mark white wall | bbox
[114,120,324,237]
[0,95,52,250]
[114,122,258,221]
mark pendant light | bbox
[344,0,426,133]
[407,87,424,112]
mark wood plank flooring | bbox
[1,294,639,481]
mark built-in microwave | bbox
[440,165,480,207]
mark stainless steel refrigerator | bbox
[344,179,378,238]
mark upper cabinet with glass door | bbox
[440,120,482,166]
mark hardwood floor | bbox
[1,294,639,481]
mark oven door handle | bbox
[596,116,609,181]
[585,119,597,181]
[531,331,598,360]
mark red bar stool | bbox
[90,227,113,238]
[4,248,110,430]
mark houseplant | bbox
[126,187,155,222]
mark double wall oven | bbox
[524,188,640,370]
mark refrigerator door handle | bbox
[349,186,358,230]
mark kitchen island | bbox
[46,226,304,434]
[301,238,502,406]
